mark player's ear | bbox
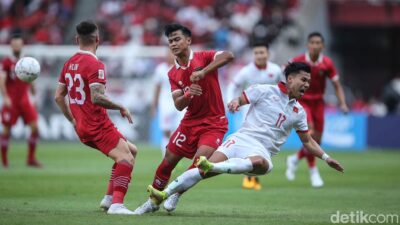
[187,37,191,45]
[75,35,79,45]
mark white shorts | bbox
[216,132,273,174]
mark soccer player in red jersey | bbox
[54,20,137,215]
[134,23,234,214]
[0,34,41,168]
[285,32,349,187]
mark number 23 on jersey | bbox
[65,73,86,105]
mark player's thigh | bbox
[312,101,325,140]
[1,106,19,127]
[20,100,38,126]
[108,138,134,163]
[164,148,184,166]
[126,141,138,157]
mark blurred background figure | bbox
[382,74,400,115]
[151,51,184,156]
[0,33,41,168]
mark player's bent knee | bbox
[251,157,270,175]
[127,142,138,156]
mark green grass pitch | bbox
[0,142,399,225]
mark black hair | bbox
[252,41,269,50]
[307,32,324,43]
[164,23,191,37]
[284,62,311,79]
[76,20,98,45]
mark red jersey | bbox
[168,50,227,127]
[0,56,30,100]
[58,50,114,140]
[291,53,338,100]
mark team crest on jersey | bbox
[98,69,105,79]
[293,106,299,113]
[318,70,325,76]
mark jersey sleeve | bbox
[295,109,309,133]
[243,84,267,105]
[58,66,66,85]
[327,58,339,81]
[88,61,107,86]
[199,50,217,65]
[168,71,180,93]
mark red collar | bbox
[278,82,288,94]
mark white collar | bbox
[174,49,193,69]
[78,50,98,60]
[305,52,323,65]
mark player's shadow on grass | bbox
[148,211,263,219]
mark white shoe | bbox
[133,198,160,215]
[100,195,113,210]
[163,193,180,212]
[285,155,298,181]
[107,203,135,215]
[310,167,324,188]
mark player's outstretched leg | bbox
[133,149,181,215]
[106,139,136,215]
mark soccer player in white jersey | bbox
[226,42,283,190]
[144,62,344,211]
[151,51,184,156]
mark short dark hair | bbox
[284,62,311,79]
[252,42,269,50]
[164,23,191,37]
[76,20,98,45]
[307,32,324,43]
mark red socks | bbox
[112,161,133,204]
[106,163,117,195]
[152,159,176,190]
[1,134,10,167]
[297,147,316,168]
[28,131,39,163]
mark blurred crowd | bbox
[96,0,298,53]
[0,0,75,44]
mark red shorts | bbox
[79,124,126,156]
[167,123,227,159]
[1,97,38,127]
[299,98,325,133]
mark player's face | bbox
[307,36,323,56]
[168,30,191,56]
[10,38,23,55]
[253,46,268,66]
[287,71,311,99]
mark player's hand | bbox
[339,103,349,115]
[326,158,344,173]
[3,96,11,107]
[188,84,202,96]
[228,99,240,112]
[190,70,206,82]
[120,107,133,124]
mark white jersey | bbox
[238,82,308,155]
[226,61,283,101]
[153,62,183,131]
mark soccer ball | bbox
[15,57,40,83]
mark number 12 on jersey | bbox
[65,73,86,105]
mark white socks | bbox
[211,158,253,174]
[164,168,203,196]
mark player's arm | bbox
[190,51,234,82]
[30,84,36,96]
[331,79,349,113]
[0,70,11,107]
[228,92,249,113]
[297,131,344,172]
[54,84,75,126]
[89,83,132,123]
[171,83,203,111]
